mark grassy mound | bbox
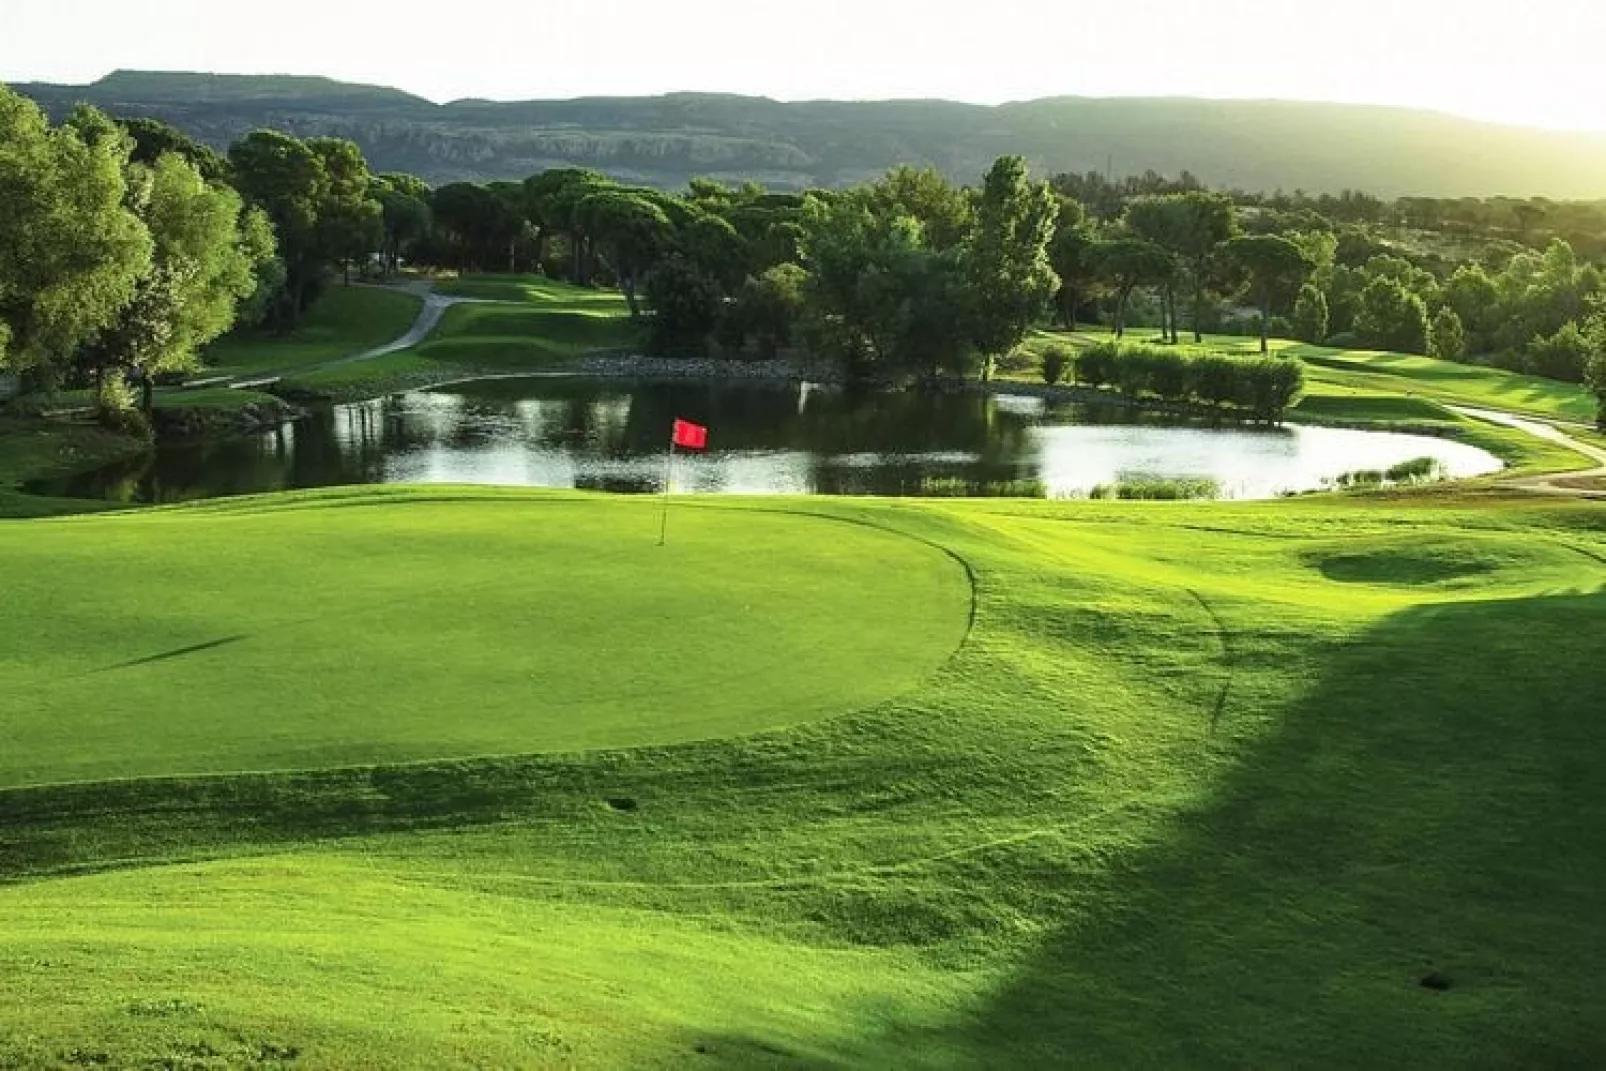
[0,491,969,788]
[1301,534,1583,589]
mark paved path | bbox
[207,282,498,390]
[1449,405,1606,499]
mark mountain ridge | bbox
[11,71,1606,197]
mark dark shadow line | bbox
[1186,589,1235,734]
[96,635,250,674]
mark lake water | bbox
[31,376,1503,504]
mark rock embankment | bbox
[151,399,304,441]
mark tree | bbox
[374,175,432,276]
[1524,323,1592,383]
[430,182,519,273]
[796,184,970,380]
[1126,191,1238,342]
[1048,207,1096,329]
[117,117,227,184]
[1354,276,1430,354]
[78,154,274,409]
[962,157,1060,377]
[1222,234,1312,353]
[1430,307,1466,362]
[735,264,808,358]
[1089,239,1171,339]
[643,255,722,356]
[580,192,673,317]
[0,89,151,391]
[228,130,329,326]
[1292,284,1330,344]
[306,138,382,285]
[1584,319,1606,429]
[1443,264,1500,354]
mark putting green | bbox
[0,491,971,788]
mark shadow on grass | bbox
[942,591,1606,1067]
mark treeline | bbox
[4,75,1604,430]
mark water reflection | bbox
[31,377,1503,504]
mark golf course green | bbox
[0,491,969,787]
[2,487,1603,1067]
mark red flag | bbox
[672,418,708,451]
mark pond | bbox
[30,376,1503,504]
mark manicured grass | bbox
[435,273,633,313]
[201,286,423,376]
[278,276,639,400]
[0,491,968,787]
[413,302,640,370]
[1,489,1604,1066]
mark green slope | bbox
[2,491,1603,1066]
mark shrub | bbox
[1074,342,1119,390]
[1524,323,1593,383]
[1073,343,1305,422]
[1430,307,1466,362]
[1090,476,1222,500]
[1243,358,1306,423]
[1040,346,1069,385]
[1144,349,1193,402]
[1332,469,1386,489]
[1384,456,1446,484]
[1192,355,1240,408]
[1292,285,1330,344]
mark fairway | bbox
[0,491,971,787]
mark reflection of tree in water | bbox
[33,378,1241,504]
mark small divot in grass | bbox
[1419,971,1453,992]
[606,797,638,813]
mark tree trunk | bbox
[1192,268,1206,344]
[535,229,549,276]
[571,231,584,282]
[140,372,154,414]
[508,239,517,275]
[1259,291,1271,355]
[621,273,640,319]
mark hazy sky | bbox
[5,0,1605,131]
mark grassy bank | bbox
[1,488,1602,1066]
[200,285,423,378]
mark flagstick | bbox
[658,433,676,546]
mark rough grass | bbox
[1,489,1603,1066]
[201,286,423,376]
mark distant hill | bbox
[12,71,1606,197]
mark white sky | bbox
[4,0,1605,131]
